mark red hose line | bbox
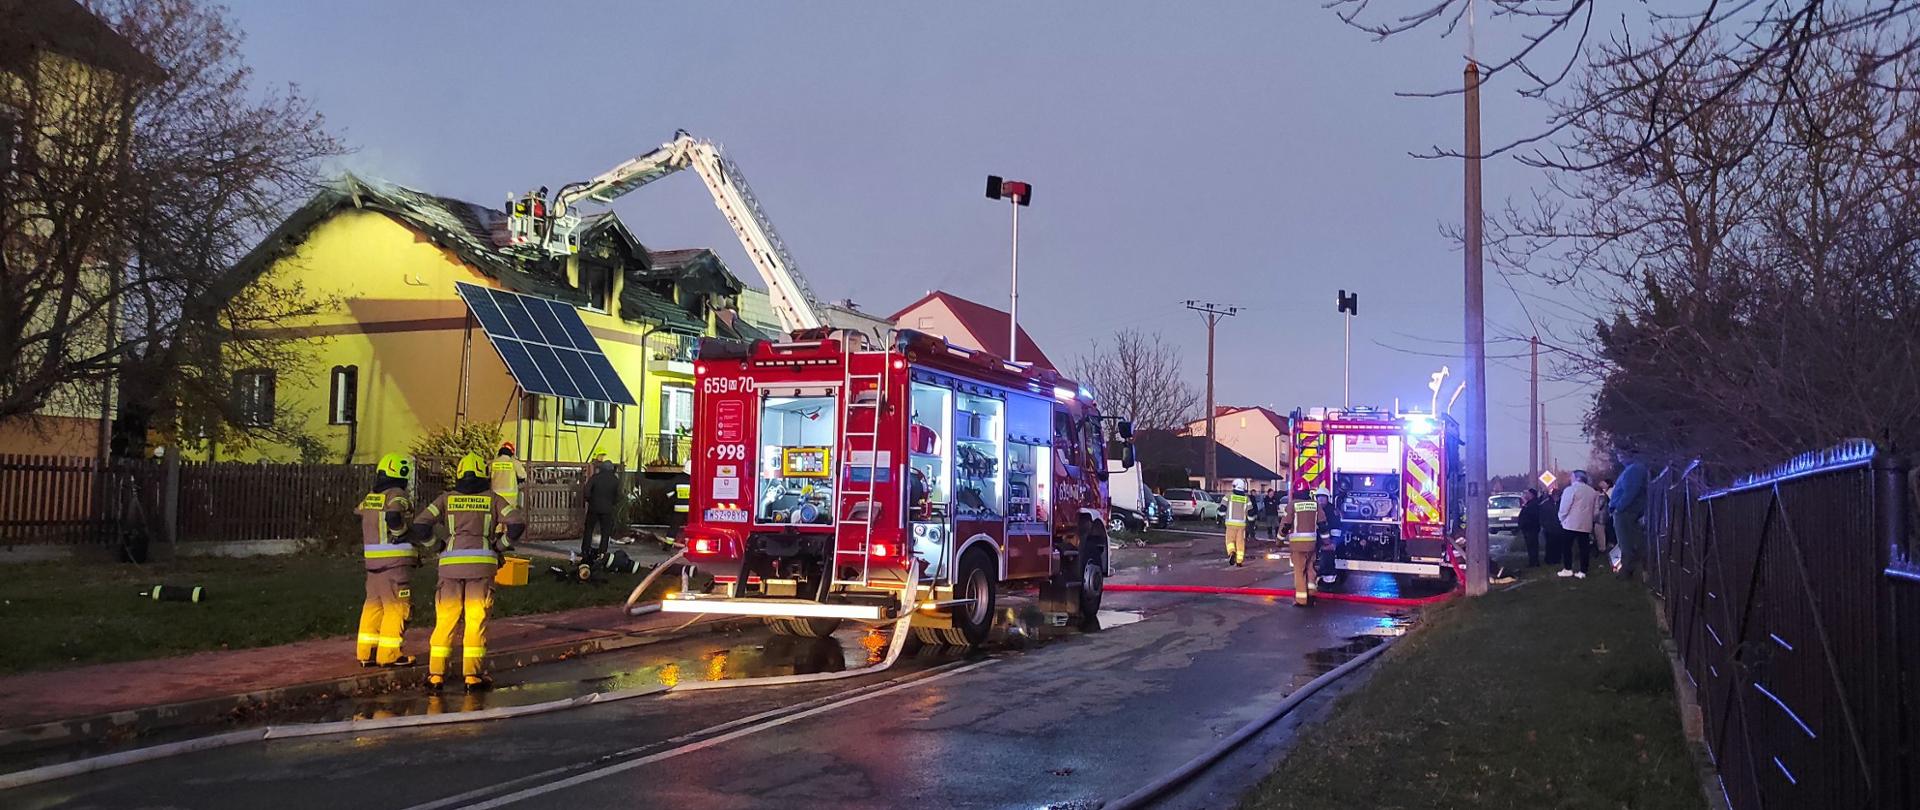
[1103,582,1455,607]
[1107,546,1470,608]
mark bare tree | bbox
[1487,34,1920,468]
[1329,1,1920,169]
[0,0,344,455]
[1071,329,1201,431]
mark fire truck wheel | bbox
[765,616,843,638]
[941,549,998,647]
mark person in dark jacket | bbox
[1516,487,1543,567]
[580,459,622,564]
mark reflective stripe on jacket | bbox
[359,487,415,572]
[416,489,525,580]
[672,482,691,514]
[363,543,418,560]
[1225,493,1250,527]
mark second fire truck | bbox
[1291,406,1463,583]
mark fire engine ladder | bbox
[833,336,888,587]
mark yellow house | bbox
[0,0,163,457]
[202,174,769,471]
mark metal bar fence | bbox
[1649,441,1916,810]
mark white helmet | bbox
[1313,486,1331,499]
[1232,478,1247,492]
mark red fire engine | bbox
[1291,407,1463,582]
[660,330,1134,647]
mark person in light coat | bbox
[1555,470,1603,579]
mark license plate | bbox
[704,508,749,523]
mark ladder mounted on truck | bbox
[832,333,890,586]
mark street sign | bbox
[1538,470,1557,488]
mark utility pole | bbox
[1462,57,1491,597]
[1529,335,1540,483]
[1183,300,1240,489]
[986,176,1033,362]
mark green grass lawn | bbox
[0,553,666,676]
[1240,565,1705,810]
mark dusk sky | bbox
[224,0,1598,474]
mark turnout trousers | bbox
[1224,523,1248,565]
[356,566,413,665]
[1289,536,1317,606]
[430,576,495,679]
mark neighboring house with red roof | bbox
[889,291,1055,370]
[1182,405,1290,482]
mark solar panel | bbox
[455,282,637,405]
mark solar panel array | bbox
[454,282,637,405]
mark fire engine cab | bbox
[1291,407,1462,581]
[663,330,1133,647]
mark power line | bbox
[1182,297,1244,487]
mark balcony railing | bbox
[644,433,693,468]
[648,333,699,373]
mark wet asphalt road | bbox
[5,532,1429,810]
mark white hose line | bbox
[2,561,927,792]
[1102,638,1393,810]
[0,683,672,791]
[624,551,687,611]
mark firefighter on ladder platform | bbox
[1223,479,1251,567]
[413,454,526,691]
[1286,487,1332,606]
[356,453,417,667]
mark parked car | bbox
[1488,492,1525,534]
[1145,494,1174,528]
[1108,504,1149,534]
[1163,488,1222,522]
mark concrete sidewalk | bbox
[0,599,733,756]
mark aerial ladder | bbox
[503,131,825,334]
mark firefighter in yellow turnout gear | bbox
[356,453,419,666]
[413,453,526,691]
[1223,479,1251,567]
[490,442,528,506]
[1286,488,1331,606]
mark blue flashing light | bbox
[1404,414,1436,436]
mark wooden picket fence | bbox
[0,454,604,551]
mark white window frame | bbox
[562,397,613,427]
[660,384,694,433]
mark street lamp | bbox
[985,175,1032,363]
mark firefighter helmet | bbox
[498,441,516,456]
[1312,486,1331,499]
[1232,478,1247,493]
[456,453,487,480]
[376,453,412,480]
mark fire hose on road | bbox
[1,560,928,791]
[1105,545,1468,607]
